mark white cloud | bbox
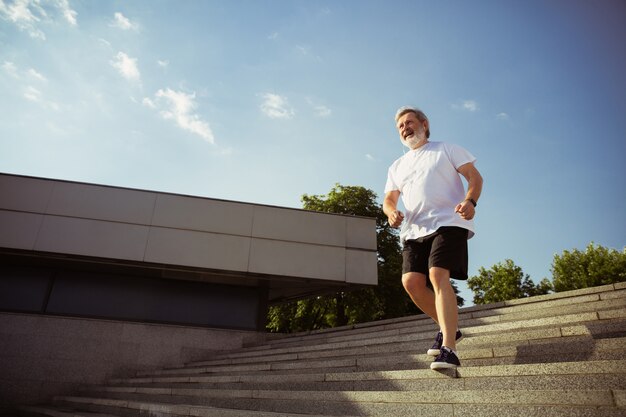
[0,0,77,39]
[97,38,111,48]
[141,97,156,109]
[497,112,510,120]
[56,0,76,25]
[110,51,140,81]
[157,59,169,68]
[452,99,479,112]
[314,105,331,117]
[0,0,45,39]
[260,93,294,119]
[27,67,47,82]
[1,61,19,78]
[23,84,59,110]
[306,97,331,117]
[268,32,278,40]
[143,88,215,143]
[110,12,138,31]
[365,154,375,161]
[2,61,47,82]
[462,100,479,112]
[23,85,41,102]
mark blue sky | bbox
[1,0,625,306]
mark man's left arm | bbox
[455,162,483,220]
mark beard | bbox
[402,125,427,149]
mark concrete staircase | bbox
[17,282,626,417]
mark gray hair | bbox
[394,106,430,138]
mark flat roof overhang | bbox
[0,173,378,303]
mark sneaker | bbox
[427,329,463,356]
[430,346,461,370]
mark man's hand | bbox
[455,200,475,220]
[388,210,405,228]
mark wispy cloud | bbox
[23,85,59,110]
[27,67,47,82]
[314,105,331,117]
[268,32,279,40]
[2,61,47,82]
[496,112,510,120]
[452,99,479,112]
[259,93,294,119]
[57,0,77,26]
[110,51,140,81]
[365,154,375,161]
[295,44,322,62]
[157,59,169,68]
[110,12,138,31]
[0,0,77,39]
[23,85,41,102]
[1,61,19,78]
[2,61,57,108]
[143,88,215,143]
[306,97,331,117]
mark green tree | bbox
[266,184,464,333]
[551,242,626,292]
[467,259,552,305]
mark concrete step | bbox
[92,373,626,394]
[18,404,341,417]
[11,283,626,417]
[178,321,626,371]
[91,359,626,393]
[186,302,626,364]
[118,336,626,382]
[242,284,626,349]
[132,310,626,378]
[52,387,626,417]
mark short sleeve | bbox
[384,166,399,194]
[445,143,476,169]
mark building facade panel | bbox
[45,182,157,225]
[248,238,345,281]
[34,216,150,261]
[144,227,251,272]
[0,175,55,213]
[346,216,378,251]
[151,193,255,236]
[0,210,43,250]
[345,249,378,285]
[251,205,346,247]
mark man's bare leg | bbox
[428,267,459,350]
[401,272,438,323]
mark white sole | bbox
[426,334,464,356]
[430,362,458,370]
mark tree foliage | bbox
[467,259,552,305]
[266,184,464,333]
[551,243,626,292]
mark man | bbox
[383,107,483,370]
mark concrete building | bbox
[0,173,377,406]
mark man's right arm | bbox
[383,190,404,228]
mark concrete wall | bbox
[0,312,267,407]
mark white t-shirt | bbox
[384,141,476,242]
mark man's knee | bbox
[429,267,452,289]
[402,272,428,292]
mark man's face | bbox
[396,112,427,145]
[396,112,426,139]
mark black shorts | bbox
[402,226,469,280]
